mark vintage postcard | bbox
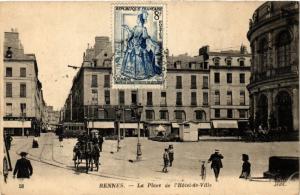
[0,1,299,195]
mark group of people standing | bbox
[162,145,174,173]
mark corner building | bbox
[62,36,251,138]
[3,30,46,135]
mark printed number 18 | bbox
[154,11,161,20]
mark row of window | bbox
[94,89,245,106]
[173,61,209,70]
[145,110,206,121]
[256,31,291,71]
[213,58,245,67]
[5,67,26,77]
[91,74,209,89]
[91,73,246,88]
[5,103,26,116]
[214,90,246,105]
[91,75,110,88]
[5,82,26,98]
[214,109,248,119]
[175,75,209,89]
[91,90,209,106]
[214,73,245,84]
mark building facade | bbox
[199,46,251,135]
[3,30,46,135]
[247,2,299,131]
[62,36,251,138]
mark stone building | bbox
[62,36,251,138]
[199,46,251,135]
[3,30,46,135]
[247,1,299,131]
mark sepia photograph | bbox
[0,1,299,195]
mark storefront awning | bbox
[3,120,31,128]
[172,123,180,128]
[195,122,211,129]
[120,123,143,129]
[88,121,114,129]
[212,120,238,129]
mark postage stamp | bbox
[112,4,167,89]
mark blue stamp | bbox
[112,5,166,88]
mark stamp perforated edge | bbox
[111,2,167,89]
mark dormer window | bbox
[238,57,245,67]
[174,61,181,69]
[5,47,13,58]
[212,57,220,66]
[189,62,196,69]
[225,57,232,66]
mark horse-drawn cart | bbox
[73,137,100,173]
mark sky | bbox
[0,1,263,110]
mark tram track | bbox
[13,133,141,182]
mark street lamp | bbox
[84,117,88,134]
[115,107,122,152]
[135,103,143,161]
[21,106,25,137]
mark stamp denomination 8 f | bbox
[112,4,166,89]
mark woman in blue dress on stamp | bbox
[121,10,161,80]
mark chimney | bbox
[94,36,110,57]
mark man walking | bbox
[208,149,224,181]
[13,152,33,179]
[59,134,64,147]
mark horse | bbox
[88,142,100,171]
[73,141,93,173]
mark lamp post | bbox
[135,103,143,161]
[84,117,88,134]
[115,107,122,152]
[21,106,25,137]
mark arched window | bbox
[276,31,291,68]
[195,110,206,121]
[258,38,268,72]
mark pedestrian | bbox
[32,136,39,148]
[162,148,169,173]
[5,134,13,150]
[239,154,251,179]
[200,161,206,181]
[3,157,9,183]
[13,152,33,179]
[59,134,64,147]
[26,129,29,138]
[168,145,174,167]
[208,149,224,182]
[98,135,104,152]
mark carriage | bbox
[73,136,100,173]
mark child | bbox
[200,161,206,180]
[162,148,169,173]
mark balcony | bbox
[251,66,294,83]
